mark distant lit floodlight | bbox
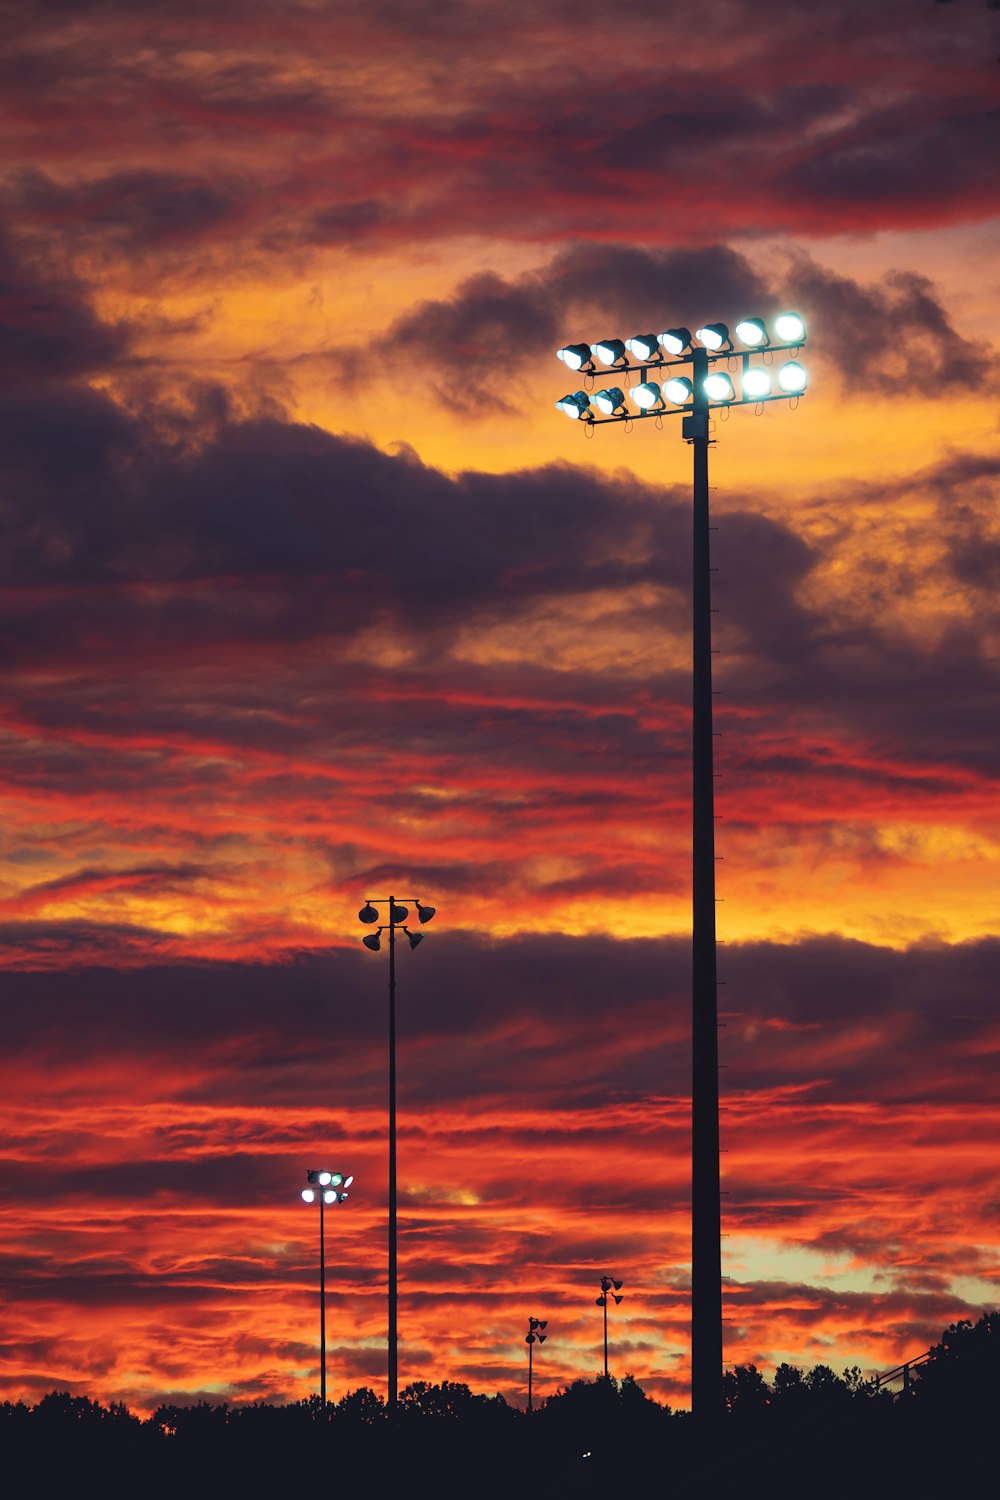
[625,334,659,362]
[735,317,768,347]
[663,376,694,405]
[695,322,730,351]
[555,391,593,420]
[631,382,663,410]
[742,367,772,399]
[593,386,627,415]
[658,327,692,356]
[774,313,806,344]
[703,371,735,401]
[593,338,627,366]
[302,1188,316,1203]
[557,344,593,371]
[777,360,808,393]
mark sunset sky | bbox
[2,0,999,1415]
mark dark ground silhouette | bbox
[2,1312,995,1497]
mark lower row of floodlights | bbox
[555,315,807,421]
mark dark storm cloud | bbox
[4,0,998,269]
[784,256,992,390]
[0,935,995,1115]
[332,242,988,404]
[15,168,252,250]
[0,229,127,383]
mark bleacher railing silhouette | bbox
[874,1349,933,1397]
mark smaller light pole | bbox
[595,1275,623,1381]
[300,1168,353,1410]
[358,894,436,1410]
[525,1317,547,1413]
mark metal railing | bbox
[875,1349,934,1397]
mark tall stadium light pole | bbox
[525,1316,547,1412]
[555,315,807,1420]
[358,894,436,1411]
[300,1168,353,1410]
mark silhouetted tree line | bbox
[3,1313,995,1497]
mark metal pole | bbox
[319,1190,327,1412]
[689,346,723,1422]
[603,1292,609,1380]
[528,1330,534,1414]
[388,900,398,1412]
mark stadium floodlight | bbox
[742,366,772,400]
[300,1167,354,1410]
[556,343,594,371]
[553,303,810,1424]
[593,386,628,416]
[658,327,692,355]
[703,371,735,402]
[695,322,731,351]
[663,376,694,405]
[777,360,808,393]
[735,317,768,347]
[555,391,594,420]
[625,334,660,362]
[631,382,664,410]
[773,313,805,344]
[593,338,627,366]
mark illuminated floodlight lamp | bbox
[704,371,735,402]
[323,1189,339,1204]
[630,382,663,410]
[742,366,772,399]
[415,902,436,924]
[695,322,730,352]
[593,338,627,366]
[658,327,692,356]
[555,391,593,420]
[317,1171,332,1186]
[302,1187,316,1203]
[777,360,807,393]
[774,313,805,344]
[625,334,659,362]
[557,344,593,372]
[663,376,693,405]
[735,317,768,347]
[593,386,627,416]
